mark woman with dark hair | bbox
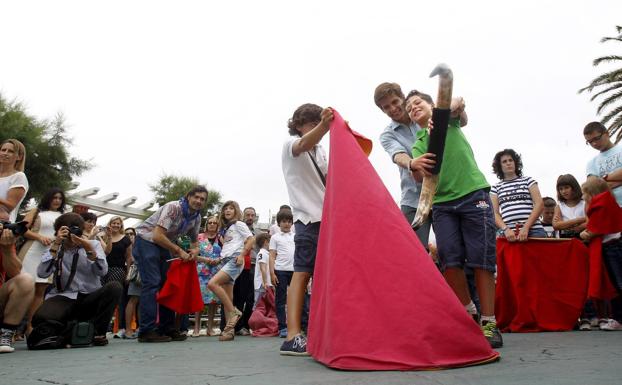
[490,149,545,241]
[19,187,66,333]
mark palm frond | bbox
[601,37,622,43]
[593,55,622,66]
[589,82,622,101]
[616,25,622,34]
[579,68,622,93]
[601,104,622,124]
[610,114,622,143]
[596,90,622,114]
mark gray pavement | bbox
[1,331,621,385]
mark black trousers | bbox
[32,282,123,336]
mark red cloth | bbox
[249,288,279,337]
[306,110,498,370]
[495,238,589,332]
[156,260,204,314]
[586,191,622,300]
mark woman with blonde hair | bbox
[192,215,223,337]
[101,216,133,285]
[0,139,28,222]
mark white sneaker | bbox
[0,328,15,353]
[579,319,592,331]
[600,319,622,331]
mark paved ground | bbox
[1,331,620,385]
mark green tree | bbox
[149,174,222,218]
[0,94,92,210]
[579,25,622,142]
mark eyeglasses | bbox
[586,133,604,145]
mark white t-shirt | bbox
[220,221,253,259]
[559,200,586,221]
[587,144,622,206]
[0,172,28,222]
[269,231,295,271]
[254,248,271,290]
[281,137,327,224]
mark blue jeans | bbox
[133,237,175,335]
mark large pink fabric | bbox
[306,111,499,370]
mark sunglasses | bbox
[585,133,604,145]
[207,222,218,225]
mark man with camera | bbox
[0,222,35,353]
[133,185,207,342]
[31,212,122,347]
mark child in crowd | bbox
[269,209,298,338]
[553,174,586,239]
[409,90,502,348]
[279,103,332,355]
[253,233,271,309]
[541,197,557,238]
[207,201,255,341]
[580,177,622,331]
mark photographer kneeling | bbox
[0,223,35,353]
[31,213,122,347]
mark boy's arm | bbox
[259,262,270,287]
[604,169,622,190]
[291,108,334,157]
[269,249,278,285]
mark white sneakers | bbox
[600,319,622,331]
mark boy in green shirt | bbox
[408,90,502,349]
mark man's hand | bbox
[0,226,16,247]
[410,153,436,177]
[188,248,199,261]
[450,97,465,118]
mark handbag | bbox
[126,264,141,286]
[16,208,40,258]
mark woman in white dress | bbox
[19,188,66,333]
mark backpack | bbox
[27,320,95,350]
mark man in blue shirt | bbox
[584,121,622,206]
[375,82,431,247]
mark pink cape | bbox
[156,260,204,314]
[306,110,499,370]
[249,288,279,337]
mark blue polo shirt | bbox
[379,120,423,209]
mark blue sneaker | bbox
[279,328,287,338]
[279,334,309,356]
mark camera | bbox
[68,225,83,237]
[0,221,29,236]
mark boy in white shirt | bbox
[269,209,298,338]
[253,233,272,309]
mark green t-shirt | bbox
[411,119,489,204]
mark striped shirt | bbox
[491,176,543,231]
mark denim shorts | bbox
[220,252,243,283]
[293,221,321,273]
[432,188,497,272]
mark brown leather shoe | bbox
[138,331,172,343]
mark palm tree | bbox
[579,25,622,143]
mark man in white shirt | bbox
[584,121,622,206]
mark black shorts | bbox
[293,221,321,273]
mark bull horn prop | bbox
[411,63,453,230]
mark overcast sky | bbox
[1,1,621,225]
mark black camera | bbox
[0,221,29,236]
[68,225,83,237]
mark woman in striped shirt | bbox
[490,149,546,241]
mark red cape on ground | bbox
[306,110,499,370]
[586,191,622,300]
[496,238,589,332]
[157,260,204,314]
[249,288,279,337]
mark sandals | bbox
[218,309,242,341]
